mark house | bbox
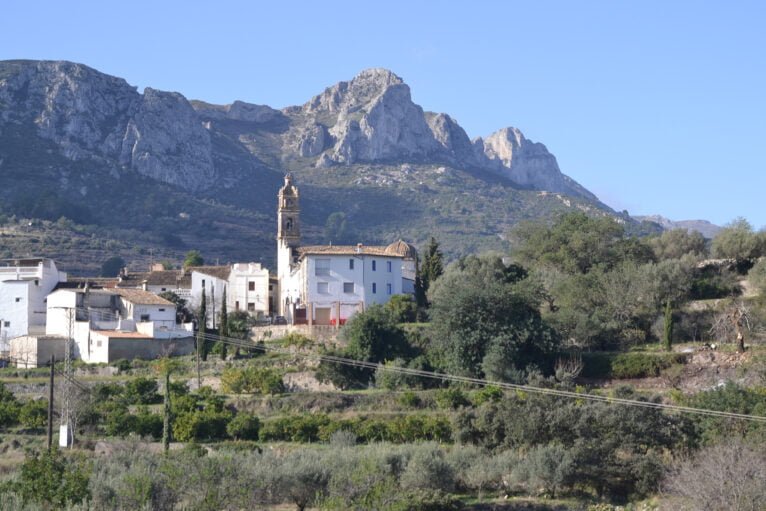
[190,264,271,327]
[0,258,67,350]
[275,175,417,325]
[34,287,194,365]
[142,269,192,300]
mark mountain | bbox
[0,60,630,273]
[636,215,722,239]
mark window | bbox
[248,302,255,311]
[159,308,166,312]
[269,285,273,291]
[387,283,392,295]
[317,282,329,294]
[349,259,354,270]
[140,314,150,321]
[372,260,377,271]
[387,261,392,272]
[235,301,240,310]
[372,283,377,294]
[202,279,206,288]
[161,288,167,291]
[96,340,102,347]
[249,281,255,291]
[343,282,354,293]
[34,280,39,286]
[15,297,21,302]
[3,321,9,327]
[315,258,331,276]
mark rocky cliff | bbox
[0,59,632,271]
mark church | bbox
[276,175,417,325]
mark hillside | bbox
[0,60,653,273]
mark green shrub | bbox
[581,352,687,379]
[226,413,260,440]
[0,450,90,507]
[398,391,421,408]
[435,388,470,409]
[471,385,503,405]
[123,377,161,404]
[174,409,233,442]
[18,399,48,430]
[0,382,20,427]
[221,366,284,394]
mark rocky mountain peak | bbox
[303,68,404,115]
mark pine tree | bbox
[219,286,228,361]
[663,300,674,352]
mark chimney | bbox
[356,243,363,254]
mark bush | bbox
[123,377,161,404]
[260,414,331,443]
[226,413,260,440]
[400,445,455,492]
[398,391,421,409]
[174,409,233,442]
[221,367,284,395]
[581,352,687,379]
[435,388,470,409]
[0,450,90,507]
[0,382,20,427]
[18,399,48,430]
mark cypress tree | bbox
[198,286,208,366]
[219,286,228,360]
[420,237,444,305]
[162,370,171,454]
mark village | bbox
[0,175,419,368]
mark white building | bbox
[42,287,193,364]
[190,264,271,327]
[275,175,417,325]
[0,258,67,350]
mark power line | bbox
[47,305,766,423]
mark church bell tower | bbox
[277,174,300,315]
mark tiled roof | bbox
[297,245,405,257]
[108,288,174,306]
[191,266,232,280]
[145,270,192,288]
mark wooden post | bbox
[47,355,54,451]
[336,301,341,330]
[308,303,313,333]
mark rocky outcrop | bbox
[0,60,216,192]
[192,99,282,124]
[120,88,215,191]
[0,60,600,200]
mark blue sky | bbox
[2,1,765,228]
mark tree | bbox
[429,255,559,380]
[711,299,752,352]
[341,305,411,363]
[100,256,125,277]
[664,439,766,511]
[219,287,228,360]
[197,287,208,383]
[184,250,204,268]
[711,217,763,261]
[415,237,444,309]
[649,228,708,261]
[511,212,653,275]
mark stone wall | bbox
[250,325,341,346]
[107,337,195,362]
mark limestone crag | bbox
[120,88,215,191]
[0,60,216,191]
[0,60,599,200]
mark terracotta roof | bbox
[145,270,192,288]
[385,240,418,259]
[108,288,174,306]
[191,266,232,280]
[297,245,405,257]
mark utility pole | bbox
[47,355,54,451]
[60,308,73,448]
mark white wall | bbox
[229,263,270,317]
[190,271,229,328]
[302,254,403,323]
[0,281,30,345]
